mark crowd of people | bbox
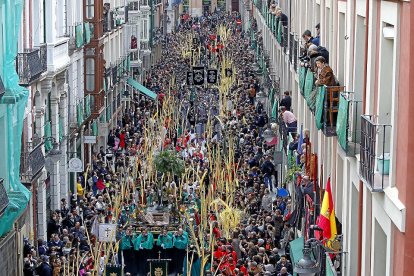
[22,10,299,276]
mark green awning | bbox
[127,78,157,100]
[289,236,304,276]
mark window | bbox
[142,19,148,40]
[129,1,139,10]
[86,0,94,19]
[85,58,95,92]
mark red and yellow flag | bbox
[317,177,337,241]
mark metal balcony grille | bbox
[359,115,392,191]
[16,45,47,85]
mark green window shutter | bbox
[92,120,98,136]
[44,120,52,152]
[77,100,84,126]
[85,95,91,117]
[336,94,349,151]
[84,22,91,44]
[315,86,326,130]
[75,23,84,48]
[59,118,63,142]
[100,110,106,123]
[106,105,111,123]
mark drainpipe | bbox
[357,0,369,275]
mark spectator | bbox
[315,56,337,86]
[280,106,297,135]
[280,91,292,111]
[313,23,320,46]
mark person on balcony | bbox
[279,106,297,135]
[280,91,292,111]
[313,23,320,46]
[302,30,316,46]
[314,56,337,86]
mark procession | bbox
[17,11,300,276]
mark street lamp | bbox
[294,242,321,276]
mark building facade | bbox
[241,0,414,275]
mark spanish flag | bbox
[317,177,337,241]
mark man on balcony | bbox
[280,106,297,135]
[280,91,292,111]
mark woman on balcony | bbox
[314,56,337,86]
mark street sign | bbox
[84,135,97,144]
[68,157,83,172]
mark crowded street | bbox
[1,0,413,275]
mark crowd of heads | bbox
[22,10,298,276]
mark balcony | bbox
[360,115,392,192]
[336,92,362,156]
[91,90,105,118]
[0,178,9,216]
[277,116,289,154]
[46,37,70,72]
[20,142,45,185]
[314,86,344,137]
[16,45,47,86]
[0,75,4,101]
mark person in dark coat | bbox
[36,256,53,276]
[280,91,292,111]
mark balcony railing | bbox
[20,142,45,185]
[360,115,392,192]
[0,178,9,216]
[293,37,299,71]
[289,32,294,64]
[277,116,288,153]
[0,75,4,100]
[17,45,47,85]
[336,92,362,156]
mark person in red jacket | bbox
[119,131,126,149]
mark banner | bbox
[225,68,233,78]
[207,69,218,84]
[192,67,205,85]
[336,94,349,151]
[98,223,117,242]
[149,259,169,276]
[186,71,193,85]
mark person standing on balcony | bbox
[280,91,292,111]
[314,56,337,86]
[302,30,316,46]
[313,23,320,46]
[279,106,297,135]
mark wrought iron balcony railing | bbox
[359,115,392,192]
[277,116,288,153]
[17,45,47,86]
[0,178,9,216]
[20,142,45,185]
[0,75,5,100]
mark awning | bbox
[289,236,304,275]
[127,78,157,100]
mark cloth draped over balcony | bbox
[304,68,315,108]
[0,0,31,237]
[336,94,349,151]
[44,119,52,152]
[77,100,85,127]
[75,23,84,48]
[127,78,157,100]
[289,236,305,271]
[299,66,306,94]
[84,22,92,44]
[315,86,326,130]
